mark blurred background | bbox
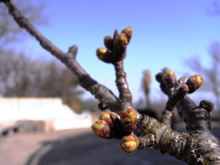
[0,0,220,164]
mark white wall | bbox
[0,98,92,130]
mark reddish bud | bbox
[178,84,189,98]
[115,33,128,46]
[162,68,177,88]
[186,75,203,93]
[120,135,139,153]
[99,112,113,126]
[104,36,113,50]
[91,120,111,139]
[122,26,132,43]
[96,48,112,63]
[120,107,137,132]
[182,84,189,92]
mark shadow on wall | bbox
[24,132,186,165]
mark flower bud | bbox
[115,33,128,46]
[120,107,137,132]
[162,68,177,88]
[96,48,112,63]
[177,84,189,99]
[113,33,128,61]
[120,135,139,153]
[186,75,203,93]
[104,36,113,50]
[122,26,132,43]
[91,120,111,139]
[99,112,113,126]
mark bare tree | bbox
[0,51,78,95]
[135,70,158,119]
[0,51,83,112]
[142,70,151,109]
[0,0,46,46]
[185,41,220,110]
[0,0,48,96]
[1,0,220,164]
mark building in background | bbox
[0,98,92,131]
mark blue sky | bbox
[13,0,220,103]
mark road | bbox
[1,127,220,165]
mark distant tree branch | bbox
[1,0,122,113]
[0,0,46,45]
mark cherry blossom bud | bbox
[122,26,132,43]
[120,135,139,153]
[104,36,113,50]
[99,112,113,126]
[91,120,111,139]
[112,31,128,61]
[96,48,112,63]
[120,107,137,132]
[162,68,177,88]
[115,33,128,46]
[186,75,203,93]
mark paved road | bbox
[0,129,90,165]
[24,131,186,165]
[1,127,220,165]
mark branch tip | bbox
[68,45,78,59]
[199,100,214,112]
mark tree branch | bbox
[2,0,122,113]
[136,115,220,164]
[2,0,220,164]
[96,26,134,111]
[114,60,132,106]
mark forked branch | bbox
[2,0,220,164]
[2,0,124,113]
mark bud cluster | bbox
[91,107,139,153]
[96,26,132,63]
[91,107,138,138]
[91,112,117,139]
[157,68,204,95]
